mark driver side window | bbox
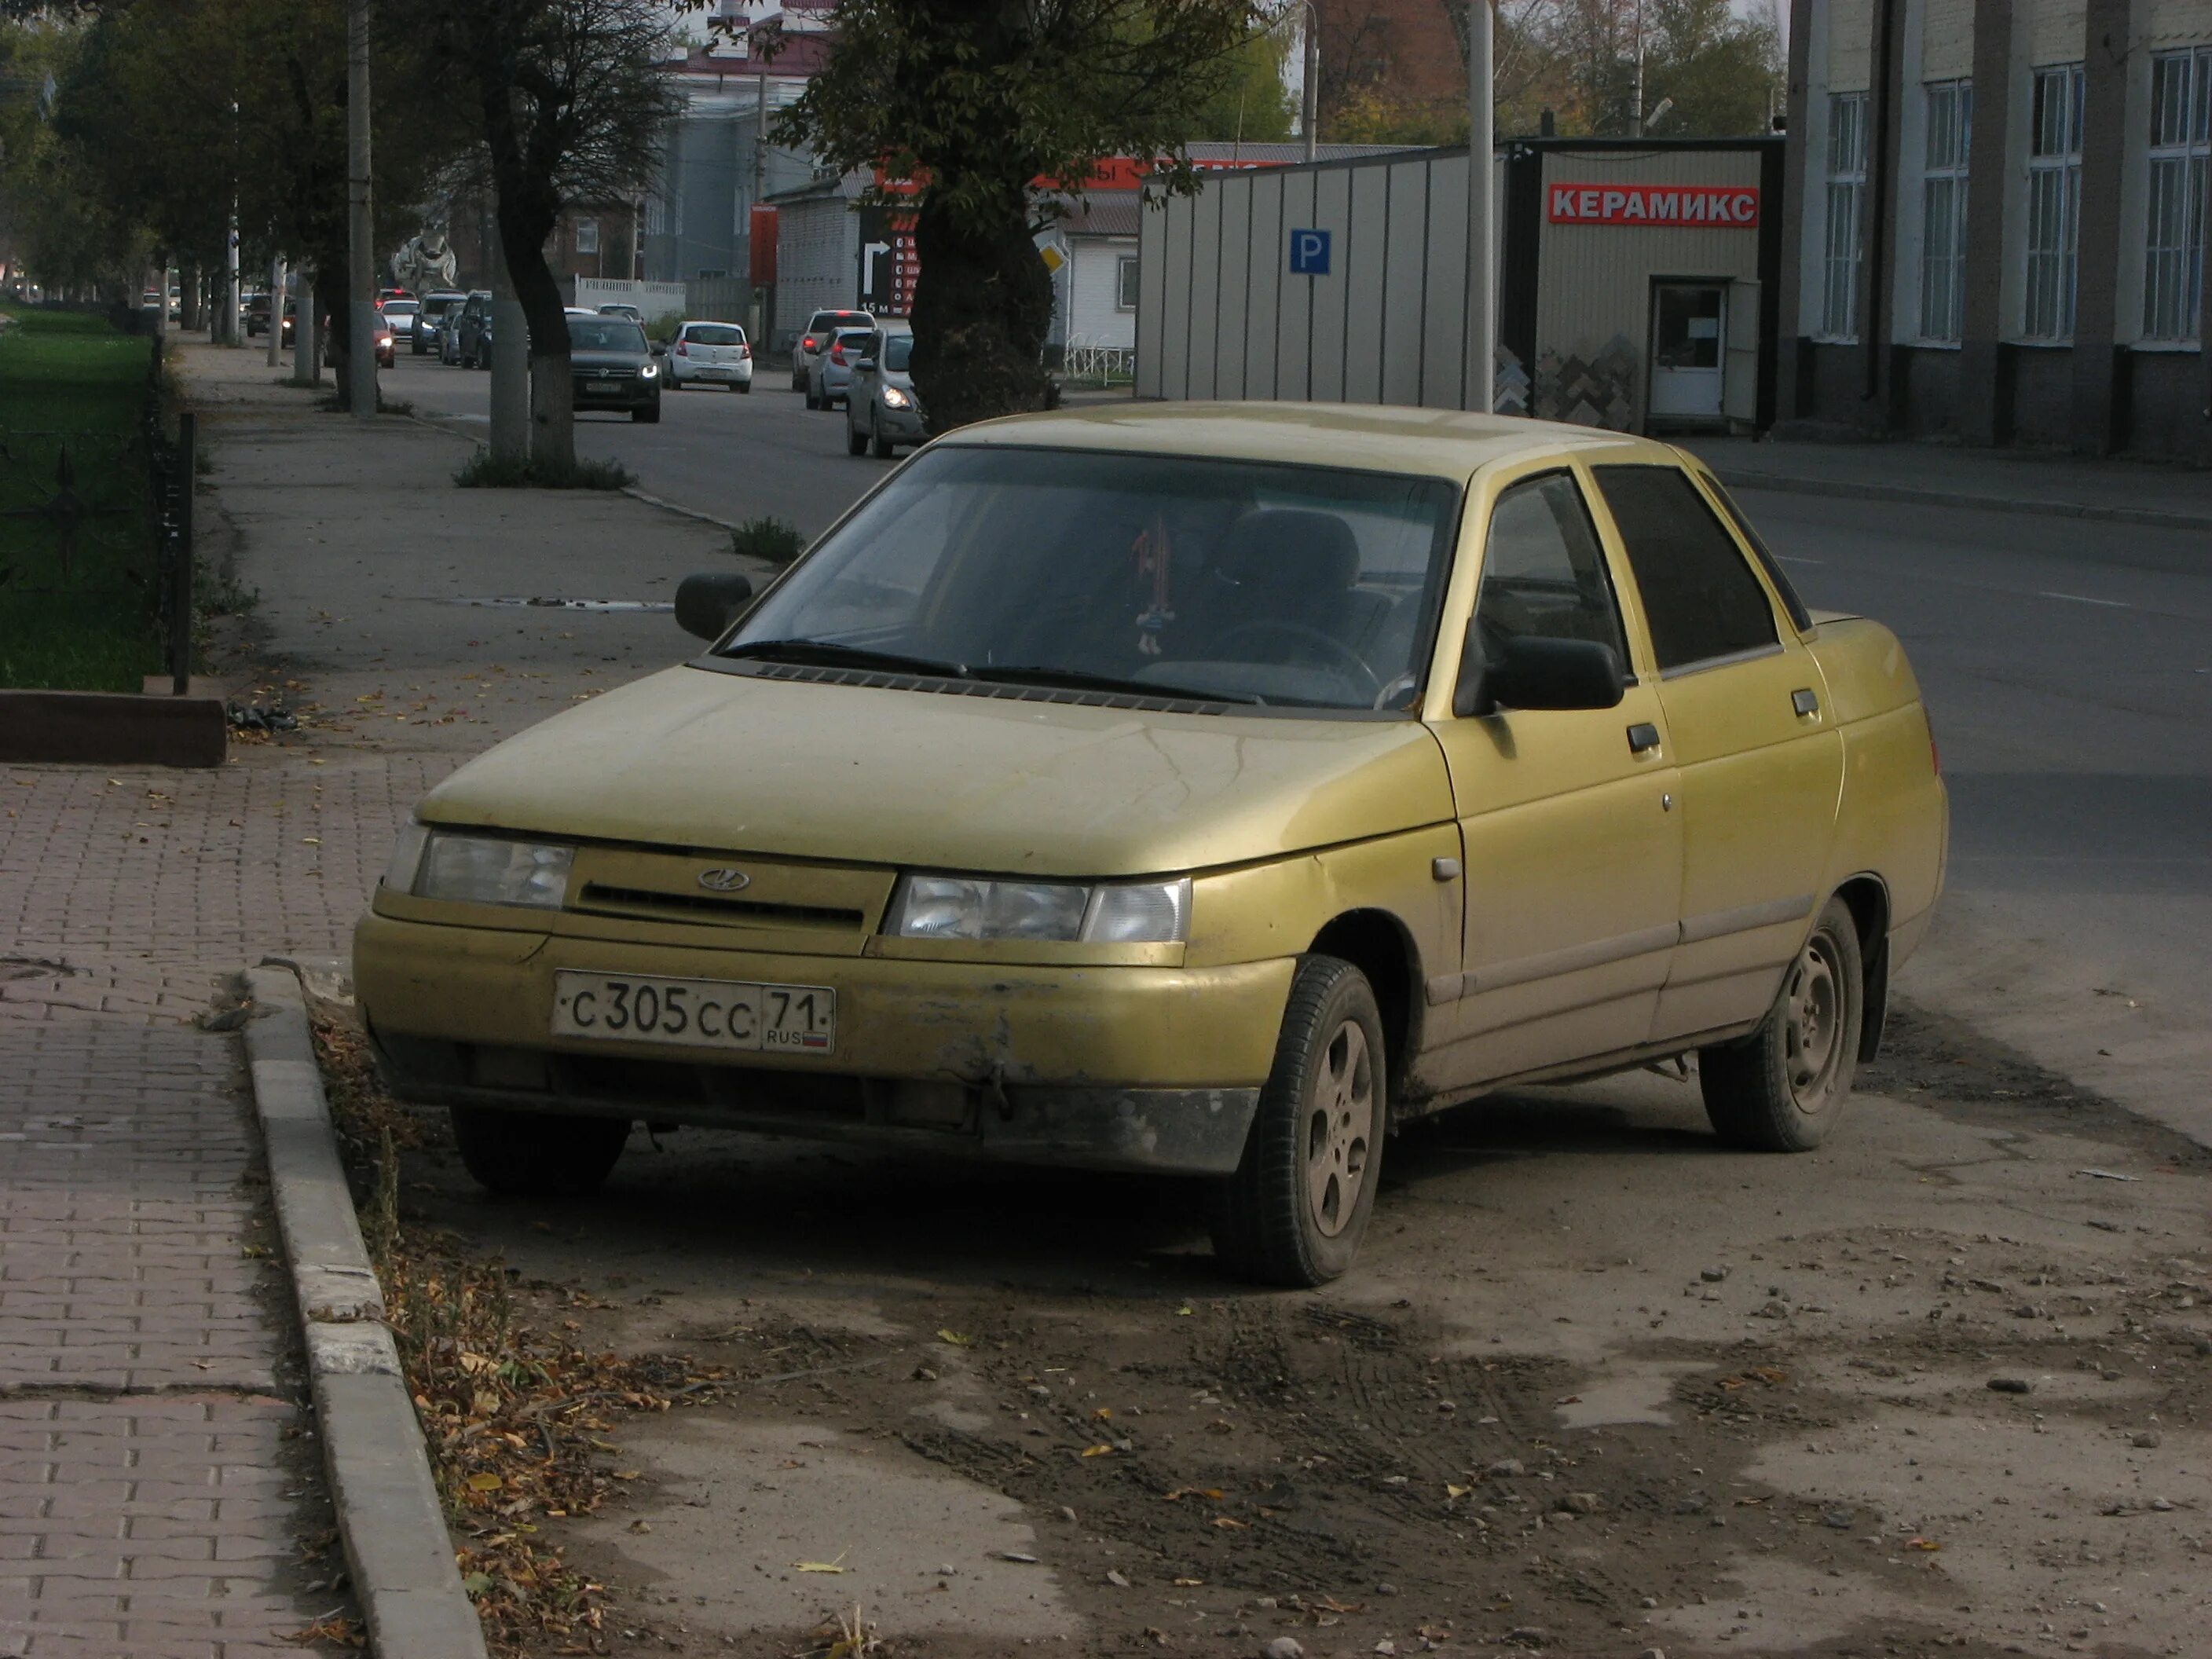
[1475,472,1629,663]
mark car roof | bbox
[810,309,870,322]
[679,319,743,330]
[943,402,1686,482]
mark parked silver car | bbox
[844,329,924,457]
[792,308,873,403]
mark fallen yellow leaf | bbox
[937,1328,974,1346]
[793,1552,850,1573]
[1446,1484,1470,1499]
[1080,1444,1115,1458]
[466,1472,502,1492]
[1210,1515,1249,1530]
[1908,1536,1941,1551]
[1092,1407,1113,1420]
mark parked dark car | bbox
[568,314,661,423]
[445,291,492,366]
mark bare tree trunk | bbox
[501,214,575,470]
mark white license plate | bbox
[551,972,835,1054]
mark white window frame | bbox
[2023,64,2085,342]
[1116,254,1139,312]
[2143,47,2210,345]
[1821,93,1869,341]
[1919,79,1972,342]
[575,216,601,257]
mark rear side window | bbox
[1593,465,1779,671]
[1694,471,1813,632]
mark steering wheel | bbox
[1215,619,1381,696]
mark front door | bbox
[1648,283,1727,424]
[1419,467,1684,1096]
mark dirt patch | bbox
[342,1000,2212,1658]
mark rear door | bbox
[1588,462,1844,1042]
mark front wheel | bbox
[1210,956,1386,1287]
[633,401,661,423]
[449,1107,629,1196]
[846,420,869,456]
[1701,895,1865,1152]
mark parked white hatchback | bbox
[666,320,754,393]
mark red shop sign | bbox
[1548,184,1761,228]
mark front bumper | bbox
[353,911,1291,1175]
[573,377,657,409]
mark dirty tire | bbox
[1211,956,1386,1287]
[449,1106,631,1196]
[1701,895,1864,1152]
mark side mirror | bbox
[1454,628,1624,717]
[854,357,876,373]
[675,572,754,641]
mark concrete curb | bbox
[1709,467,2212,533]
[621,483,743,534]
[240,962,489,1659]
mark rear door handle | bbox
[1791,688,1820,717]
[1627,722,1661,754]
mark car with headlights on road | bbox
[845,328,921,456]
[566,313,661,421]
[354,405,1946,1285]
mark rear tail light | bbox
[800,335,817,352]
[831,344,846,364]
[739,344,750,359]
[675,341,688,356]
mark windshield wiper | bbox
[720,638,972,679]
[970,664,1261,705]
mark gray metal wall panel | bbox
[1343,165,1390,402]
[1214,181,1254,400]
[1380,160,1432,406]
[1163,192,1196,399]
[1309,167,1353,401]
[1422,154,1472,408]
[1276,170,1317,399]
[1245,173,1285,401]
[1186,188,1224,398]
[1137,188,1166,397]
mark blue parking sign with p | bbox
[1289,228,1331,275]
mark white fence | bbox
[569,277,688,323]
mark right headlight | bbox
[387,826,573,910]
[886,874,1190,943]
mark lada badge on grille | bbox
[696,867,751,893]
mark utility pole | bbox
[1631,0,1646,137]
[1302,3,1318,163]
[1467,0,1494,413]
[266,255,286,368]
[346,0,377,419]
[489,212,529,464]
[222,210,240,344]
[751,68,768,342]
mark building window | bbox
[1920,79,1972,342]
[2144,47,2210,343]
[2023,64,2084,341]
[1116,254,1139,311]
[1822,93,1868,340]
[575,217,600,256]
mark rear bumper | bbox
[353,910,1291,1174]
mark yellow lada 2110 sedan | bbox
[355,405,1946,1286]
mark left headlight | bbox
[390,827,573,910]
[886,873,1189,943]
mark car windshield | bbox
[687,324,743,346]
[882,335,914,371]
[569,318,647,352]
[719,445,1459,712]
[384,301,417,316]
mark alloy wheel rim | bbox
[1304,1020,1374,1238]
[1782,932,1844,1107]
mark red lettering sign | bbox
[1547,184,1762,228]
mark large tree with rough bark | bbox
[401,0,676,468]
[769,0,1274,434]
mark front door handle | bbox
[1791,687,1820,717]
[1627,722,1661,754]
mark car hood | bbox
[415,665,1454,877]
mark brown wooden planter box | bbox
[0,689,227,767]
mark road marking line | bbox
[2038,590,2133,609]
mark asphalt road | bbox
[389,346,888,538]
[396,342,2212,1139]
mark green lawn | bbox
[0,307,163,691]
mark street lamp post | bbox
[1467,0,1494,413]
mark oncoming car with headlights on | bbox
[354,404,1946,1285]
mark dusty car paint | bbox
[354,404,1945,1176]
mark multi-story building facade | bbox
[1779,0,2212,459]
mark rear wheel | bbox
[1210,956,1386,1287]
[450,1107,629,1196]
[735,380,751,394]
[1701,895,1864,1152]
